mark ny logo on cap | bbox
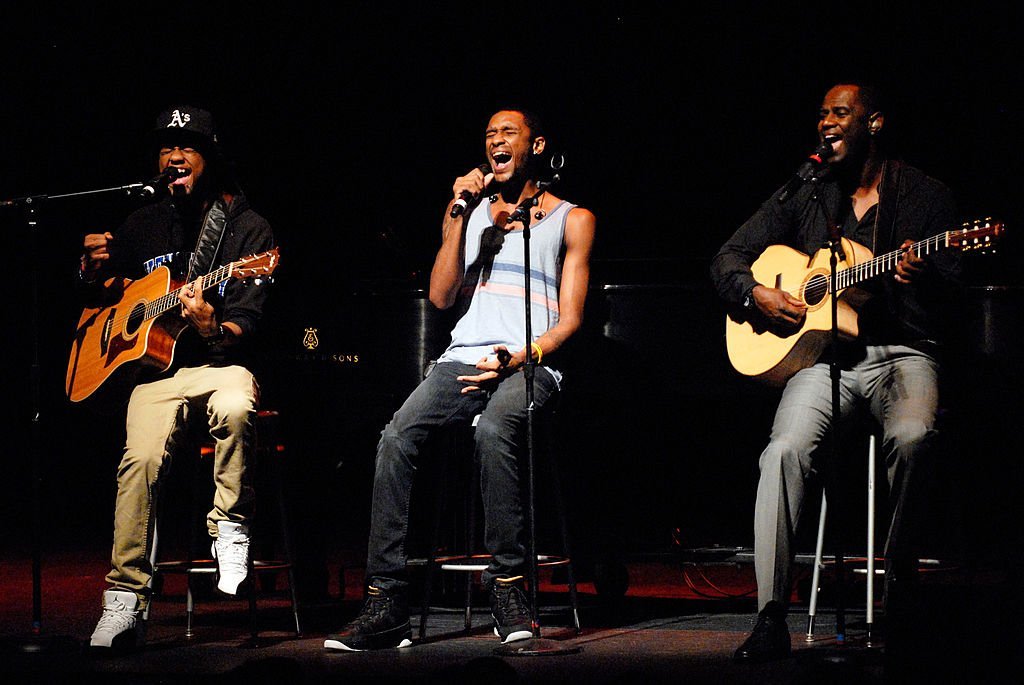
[167,109,192,128]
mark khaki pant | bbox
[105,365,259,608]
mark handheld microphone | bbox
[140,167,190,197]
[450,163,492,218]
[777,138,837,203]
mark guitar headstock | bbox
[950,218,1004,253]
[233,248,281,279]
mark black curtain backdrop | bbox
[5,3,1021,589]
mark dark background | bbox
[4,3,1021,596]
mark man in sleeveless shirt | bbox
[325,108,596,651]
[711,83,961,663]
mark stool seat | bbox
[154,558,296,574]
[434,553,570,573]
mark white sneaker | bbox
[211,520,250,595]
[90,590,145,650]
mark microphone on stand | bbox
[450,163,493,218]
[778,137,838,203]
[140,167,190,197]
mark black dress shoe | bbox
[733,607,792,663]
[883,561,920,620]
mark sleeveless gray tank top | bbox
[438,196,573,379]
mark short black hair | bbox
[491,104,546,141]
[829,79,886,115]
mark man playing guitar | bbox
[711,81,962,664]
[79,105,276,652]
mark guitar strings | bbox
[97,251,275,332]
[83,249,275,346]
[100,265,232,332]
[785,239,925,301]
[780,227,989,303]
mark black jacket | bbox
[82,193,275,372]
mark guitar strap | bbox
[887,160,904,248]
[186,196,230,281]
[871,159,903,254]
[872,160,906,315]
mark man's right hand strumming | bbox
[751,284,807,328]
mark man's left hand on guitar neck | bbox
[894,239,925,284]
[178,281,221,340]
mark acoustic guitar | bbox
[66,248,280,404]
[725,219,1002,386]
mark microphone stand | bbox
[2,180,151,653]
[495,166,579,657]
[809,176,849,646]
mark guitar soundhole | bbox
[804,274,829,307]
[126,303,146,337]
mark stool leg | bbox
[866,434,877,646]
[419,439,450,640]
[273,463,302,637]
[185,458,202,640]
[805,491,828,642]
[548,449,580,634]
[463,458,477,632]
[186,573,195,639]
[248,556,258,640]
[144,508,160,623]
[286,563,302,637]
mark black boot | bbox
[883,558,920,620]
[489,576,533,644]
[324,585,412,651]
[733,601,791,663]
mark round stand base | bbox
[2,633,80,655]
[494,637,581,657]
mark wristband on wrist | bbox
[530,341,543,365]
[78,256,97,283]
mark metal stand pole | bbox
[496,168,579,657]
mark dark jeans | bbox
[365,361,559,592]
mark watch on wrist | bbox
[203,324,226,345]
[742,291,755,310]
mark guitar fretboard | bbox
[833,231,953,291]
[794,222,998,303]
[144,263,234,321]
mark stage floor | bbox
[1,544,1019,684]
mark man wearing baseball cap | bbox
[79,104,277,652]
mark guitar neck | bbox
[834,232,951,291]
[146,263,235,321]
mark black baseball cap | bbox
[151,105,218,151]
